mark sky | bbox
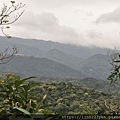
[1,0,120,48]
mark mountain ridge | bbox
[0,36,108,58]
[0,36,112,79]
[0,55,85,78]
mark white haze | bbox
[0,0,120,48]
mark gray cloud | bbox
[14,11,86,45]
[3,0,120,48]
[16,0,120,11]
[15,11,59,30]
[96,6,120,23]
[87,30,103,39]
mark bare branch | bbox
[0,1,24,65]
[0,46,18,64]
[0,1,25,38]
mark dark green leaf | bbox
[5,85,13,92]
[22,85,30,92]
[14,75,20,81]
[21,76,36,81]
[0,93,6,99]
[13,107,31,115]
[114,60,120,62]
[18,93,26,101]
[15,80,24,88]
[13,95,25,106]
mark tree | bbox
[107,48,120,83]
[0,74,48,119]
[106,48,120,115]
[0,1,25,64]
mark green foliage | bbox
[107,49,120,83]
[0,74,48,118]
[108,64,120,83]
[0,74,119,116]
[34,81,120,115]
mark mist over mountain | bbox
[0,36,108,58]
[79,54,111,79]
[0,36,112,79]
[42,48,84,70]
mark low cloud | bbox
[13,11,87,45]
[87,29,103,39]
[96,6,120,23]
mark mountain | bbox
[0,36,108,58]
[0,55,85,78]
[0,37,43,57]
[42,49,84,70]
[0,36,112,79]
[80,54,111,79]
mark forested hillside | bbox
[31,81,120,114]
[38,77,120,96]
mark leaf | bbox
[35,102,42,112]
[0,109,6,115]
[5,85,13,92]
[3,20,9,23]
[30,100,36,108]
[21,76,36,81]
[0,84,4,90]
[0,78,4,83]
[22,85,30,92]
[15,76,35,89]
[15,80,24,88]
[13,95,24,106]
[0,93,6,99]
[43,94,47,101]
[7,36,12,39]
[14,75,20,81]
[11,1,15,4]
[18,93,26,101]
[13,107,31,115]
[6,26,10,29]
[30,82,39,88]
[114,60,120,62]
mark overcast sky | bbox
[1,0,120,48]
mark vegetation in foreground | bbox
[0,74,120,119]
[34,81,120,115]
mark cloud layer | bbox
[1,0,120,48]
[96,7,120,23]
[13,11,87,45]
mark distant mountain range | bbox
[0,55,85,78]
[0,36,108,58]
[0,36,112,79]
[80,54,111,79]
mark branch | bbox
[107,48,120,83]
[0,1,25,38]
[0,46,18,64]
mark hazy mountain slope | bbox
[42,49,84,70]
[80,54,111,79]
[0,36,108,58]
[0,37,43,57]
[0,36,112,79]
[0,55,85,78]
